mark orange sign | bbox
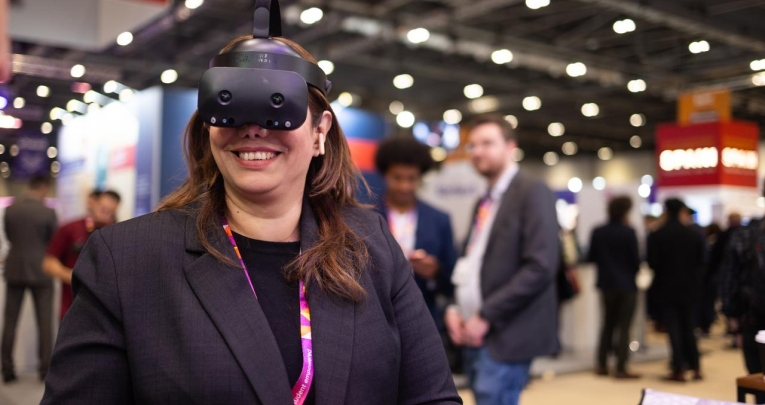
[677,89,731,125]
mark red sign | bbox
[110,145,137,171]
[656,121,759,188]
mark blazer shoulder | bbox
[342,205,387,237]
[417,200,451,222]
[98,209,188,245]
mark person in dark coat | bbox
[647,198,706,382]
[588,196,641,379]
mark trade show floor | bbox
[461,330,748,405]
[0,329,749,405]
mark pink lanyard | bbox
[221,217,314,405]
[466,196,493,255]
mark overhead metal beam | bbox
[575,0,765,52]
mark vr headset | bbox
[197,0,331,130]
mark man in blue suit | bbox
[374,137,457,328]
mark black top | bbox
[647,219,707,305]
[233,233,315,405]
[587,222,641,292]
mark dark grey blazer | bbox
[474,171,560,363]
[4,197,57,286]
[41,201,461,405]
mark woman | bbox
[41,34,461,404]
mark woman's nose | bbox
[238,123,267,138]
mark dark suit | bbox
[472,171,560,362]
[2,197,57,379]
[376,201,457,322]
[647,218,706,373]
[588,222,640,372]
[41,202,461,405]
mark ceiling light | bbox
[41,122,53,134]
[104,80,119,94]
[161,69,178,84]
[627,79,646,93]
[47,146,58,159]
[593,177,606,190]
[566,62,587,77]
[598,147,613,161]
[752,73,765,86]
[318,60,334,75]
[87,103,101,114]
[431,147,448,162]
[0,96,6,110]
[396,111,415,128]
[562,141,578,155]
[641,175,654,186]
[504,115,518,129]
[117,32,133,46]
[543,151,559,166]
[37,85,50,98]
[389,101,404,115]
[523,96,541,111]
[300,7,323,25]
[406,28,430,44]
[443,109,462,125]
[9,145,18,156]
[638,184,651,198]
[83,90,98,103]
[51,162,60,174]
[491,49,514,65]
[689,40,710,54]
[568,177,583,193]
[70,64,86,78]
[0,115,22,129]
[337,92,354,107]
[67,99,87,113]
[513,148,525,162]
[119,89,135,102]
[582,103,599,117]
[630,113,646,127]
[751,59,765,71]
[49,107,66,120]
[464,84,484,99]
[185,0,204,10]
[12,97,25,109]
[525,0,550,10]
[548,122,565,137]
[469,96,499,114]
[630,135,642,148]
[393,74,414,89]
[613,19,636,34]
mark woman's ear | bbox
[315,111,333,156]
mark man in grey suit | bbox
[2,176,57,383]
[446,115,560,405]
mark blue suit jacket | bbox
[376,201,457,310]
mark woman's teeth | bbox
[239,151,277,161]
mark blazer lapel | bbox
[299,202,356,405]
[183,214,293,405]
[485,172,523,258]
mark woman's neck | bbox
[223,186,303,242]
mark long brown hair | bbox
[157,36,369,302]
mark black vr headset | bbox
[197,0,331,130]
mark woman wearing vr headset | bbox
[41,1,461,404]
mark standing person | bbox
[2,176,57,383]
[720,215,765,403]
[647,198,706,382]
[374,136,457,328]
[43,190,120,319]
[588,196,641,379]
[704,213,741,337]
[446,114,559,405]
[41,6,461,403]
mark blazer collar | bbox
[183,199,355,405]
